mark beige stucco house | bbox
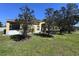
[6,20,45,35]
[6,20,22,35]
[31,22,45,33]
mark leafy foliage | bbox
[43,3,79,34]
[18,6,35,38]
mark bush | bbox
[10,35,25,41]
[34,33,53,37]
[3,29,6,34]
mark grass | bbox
[0,31,79,55]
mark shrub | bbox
[3,29,6,34]
[10,35,25,41]
[34,33,53,37]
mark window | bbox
[10,24,20,30]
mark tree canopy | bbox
[43,3,79,34]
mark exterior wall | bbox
[32,22,45,33]
[32,25,40,33]
[39,22,45,32]
[6,22,22,35]
[6,21,45,34]
[6,22,10,34]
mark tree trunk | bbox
[47,24,51,35]
[68,30,71,33]
[22,20,28,38]
[59,26,63,35]
[60,28,63,35]
[67,25,71,34]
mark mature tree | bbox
[55,4,79,34]
[58,7,68,34]
[44,8,54,35]
[18,6,34,38]
[66,3,79,33]
[53,10,63,34]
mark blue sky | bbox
[0,3,79,26]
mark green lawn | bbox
[0,31,79,56]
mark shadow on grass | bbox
[10,35,31,41]
[57,33,64,35]
[34,33,53,38]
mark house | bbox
[6,20,22,35]
[6,20,45,35]
[31,22,45,33]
